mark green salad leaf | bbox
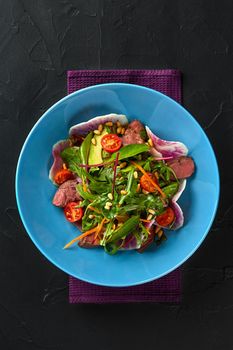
[109,144,150,162]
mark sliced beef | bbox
[52,179,81,207]
[78,233,100,248]
[167,156,195,179]
[122,120,145,145]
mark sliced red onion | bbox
[120,234,140,250]
[170,201,184,230]
[172,179,187,202]
[146,126,188,158]
[69,114,128,137]
[49,139,72,184]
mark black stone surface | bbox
[0,0,233,349]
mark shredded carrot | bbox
[130,161,166,198]
[94,218,106,239]
[63,225,98,249]
[140,219,151,223]
[88,206,102,214]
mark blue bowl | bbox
[15,83,219,287]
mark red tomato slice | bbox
[54,169,73,185]
[64,202,83,222]
[156,207,175,227]
[140,173,158,193]
[101,134,122,153]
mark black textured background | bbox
[1,1,233,349]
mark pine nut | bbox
[157,229,163,239]
[104,204,110,210]
[133,171,138,179]
[120,190,127,195]
[63,163,67,169]
[121,127,125,135]
[88,214,94,219]
[148,209,155,215]
[94,129,101,135]
[136,184,141,192]
[147,214,153,221]
[148,138,153,147]
[120,162,127,169]
[91,137,96,145]
[105,121,113,126]
[106,202,112,207]
[117,127,122,134]
[116,121,121,127]
[98,124,103,132]
[107,193,113,200]
[113,224,116,230]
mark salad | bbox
[49,114,195,254]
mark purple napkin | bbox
[68,69,182,303]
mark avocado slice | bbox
[88,129,108,165]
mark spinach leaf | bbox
[109,144,149,162]
[80,132,93,164]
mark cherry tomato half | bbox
[101,134,122,153]
[54,168,73,185]
[156,207,175,227]
[64,202,83,222]
[140,173,158,193]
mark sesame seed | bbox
[104,204,110,210]
[136,184,141,193]
[106,202,112,207]
[117,127,122,134]
[116,121,121,127]
[94,130,101,135]
[142,189,149,195]
[121,127,125,135]
[133,171,138,179]
[88,214,94,219]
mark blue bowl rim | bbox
[15,82,220,287]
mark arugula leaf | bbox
[61,146,80,165]
[162,182,179,199]
[109,144,149,162]
[119,169,134,205]
[76,184,97,201]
